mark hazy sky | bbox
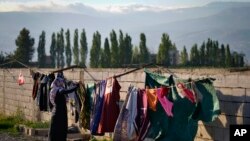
[0,0,249,12]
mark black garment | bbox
[48,85,78,141]
[39,75,48,111]
[32,72,41,100]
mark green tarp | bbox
[144,69,220,141]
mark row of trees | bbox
[0,28,245,68]
[180,38,245,67]
[44,28,88,68]
[89,30,150,68]
[39,28,150,68]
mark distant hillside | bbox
[0,2,250,62]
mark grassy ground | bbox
[0,113,49,135]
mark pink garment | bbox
[18,72,25,85]
[156,88,173,117]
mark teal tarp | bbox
[144,69,220,141]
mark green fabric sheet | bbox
[144,69,220,141]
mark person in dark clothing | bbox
[48,72,79,141]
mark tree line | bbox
[180,38,245,67]
[0,28,245,68]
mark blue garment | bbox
[90,80,106,135]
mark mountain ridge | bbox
[0,2,250,62]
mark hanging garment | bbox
[48,73,55,111]
[191,79,221,122]
[113,86,133,141]
[32,72,40,100]
[145,88,158,111]
[36,74,45,108]
[136,89,150,141]
[176,83,196,103]
[67,81,81,123]
[77,82,89,129]
[126,86,138,140]
[144,69,220,141]
[39,75,48,111]
[18,71,25,85]
[156,88,173,117]
[90,80,106,135]
[98,77,120,133]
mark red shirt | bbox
[98,77,121,133]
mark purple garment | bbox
[156,88,174,117]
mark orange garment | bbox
[146,88,157,111]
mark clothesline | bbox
[0,60,16,67]
[155,77,215,89]
[0,60,215,87]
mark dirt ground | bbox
[0,133,47,141]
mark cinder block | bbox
[84,71,97,81]
[213,74,226,87]
[102,72,109,79]
[73,72,80,81]
[108,72,115,78]
[238,75,250,88]
[119,81,132,92]
[225,74,239,88]
[64,72,74,80]
[34,128,49,136]
[135,82,144,89]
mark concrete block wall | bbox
[0,68,250,141]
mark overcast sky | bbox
[0,0,249,13]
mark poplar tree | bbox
[119,30,125,66]
[37,31,46,68]
[103,38,111,68]
[220,44,226,67]
[124,34,133,65]
[90,31,101,68]
[139,33,150,64]
[59,28,65,68]
[50,33,56,68]
[73,29,79,65]
[110,30,119,67]
[56,33,60,68]
[190,44,199,66]
[65,29,72,67]
[225,44,231,67]
[180,46,188,66]
[99,48,105,68]
[156,33,172,66]
[80,29,88,67]
[131,46,140,64]
[199,42,205,66]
